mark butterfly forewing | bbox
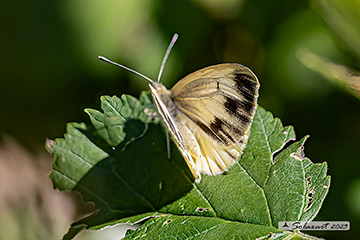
[151,63,259,179]
[171,63,259,147]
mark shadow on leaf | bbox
[67,119,194,235]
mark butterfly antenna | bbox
[98,56,154,83]
[157,33,179,83]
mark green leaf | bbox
[122,215,286,240]
[84,92,159,147]
[46,122,109,191]
[71,120,194,227]
[46,93,330,240]
[123,215,323,240]
[157,108,330,230]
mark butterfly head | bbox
[150,81,168,91]
[149,82,173,107]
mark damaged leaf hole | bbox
[163,219,172,225]
[304,187,315,211]
[196,207,210,212]
[272,138,295,160]
[306,176,312,187]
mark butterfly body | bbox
[149,63,259,181]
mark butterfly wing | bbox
[149,83,201,181]
[170,63,260,175]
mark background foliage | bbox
[1,0,359,239]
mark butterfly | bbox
[99,34,259,182]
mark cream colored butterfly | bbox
[99,34,259,182]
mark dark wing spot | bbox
[210,117,223,130]
[196,120,224,143]
[226,121,245,140]
[210,117,223,134]
[242,89,255,103]
[210,118,232,144]
[233,72,258,103]
[234,72,258,94]
[238,99,253,113]
[210,117,247,144]
[224,98,251,125]
[224,97,239,115]
[237,112,251,125]
[196,117,246,145]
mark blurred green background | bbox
[0,0,359,239]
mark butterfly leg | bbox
[165,127,171,159]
